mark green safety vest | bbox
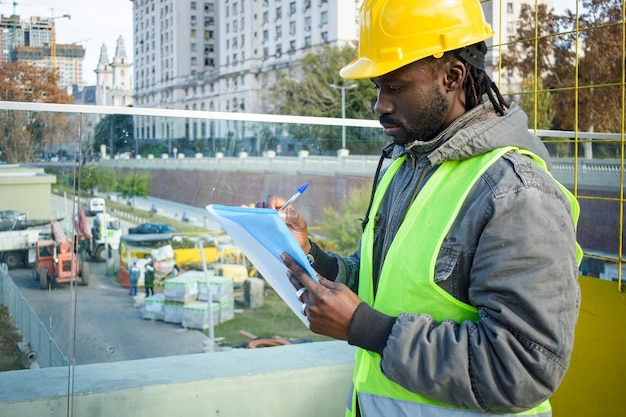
[348,146,581,417]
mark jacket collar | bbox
[384,101,550,169]
[388,101,495,161]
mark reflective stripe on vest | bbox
[347,147,579,417]
[358,393,552,417]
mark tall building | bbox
[130,0,557,144]
[13,44,86,89]
[95,35,133,107]
[130,0,361,143]
[0,15,24,62]
[0,15,85,90]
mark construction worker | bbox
[128,260,140,296]
[262,0,581,416]
[144,257,155,297]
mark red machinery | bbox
[33,220,89,289]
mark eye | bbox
[387,85,402,93]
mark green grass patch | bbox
[212,289,333,348]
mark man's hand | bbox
[281,253,361,340]
[256,195,311,253]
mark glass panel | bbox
[2,92,623,372]
[0,103,384,374]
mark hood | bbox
[391,102,552,169]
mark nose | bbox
[374,90,392,115]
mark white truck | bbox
[0,227,47,269]
[87,213,122,262]
[85,198,106,216]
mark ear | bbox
[444,60,467,92]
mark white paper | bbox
[206,205,318,326]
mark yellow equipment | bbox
[340,0,494,79]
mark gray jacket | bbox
[310,102,580,413]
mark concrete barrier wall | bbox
[0,341,355,417]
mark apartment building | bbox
[130,0,557,145]
[0,15,86,90]
[0,15,22,62]
[131,0,360,144]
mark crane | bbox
[48,9,71,72]
[70,38,92,45]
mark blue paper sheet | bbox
[206,204,317,326]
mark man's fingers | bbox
[281,252,318,289]
[286,269,301,289]
[317,276,336,290]
[254,195,287,209]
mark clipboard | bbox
[206,204,318,326]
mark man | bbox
[128,260,140,296]
[144,257,155,297]
[262,0,581,416]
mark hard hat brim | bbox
[340,57,386,80]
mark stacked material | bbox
[164,274,199,303]
[197,275,234,303]
[164,301,185,323]
[162,274,198,323]
[219,300,235,323]
[182,301,220,330]
[154,270,236,326]
[142,293,165,320]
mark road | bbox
[101,193,222,231]
[10,266,210,365]
[6,195,214,365]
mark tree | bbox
[500,0,624,136]
[573,0,624,134]
[0,62,71,104]
[94,113,134,157]
[269,44,376,119]
[0,111,30,163]
[119,170,150,211]
[499,4,566,83]
[268,44,383,153]
[318,185,370,255]
[517,78,555,130]
[80,165,118,195]
[0,62,73,163]
[499,2,576,131]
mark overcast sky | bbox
[1,0,134,85]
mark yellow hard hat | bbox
[340,0,494,79]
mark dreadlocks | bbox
[454,42,508,116]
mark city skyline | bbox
[0,0,133,86]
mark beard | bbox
[381,85,449,146]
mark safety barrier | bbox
[0,264,67,368]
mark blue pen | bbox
[279,183,309,211]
